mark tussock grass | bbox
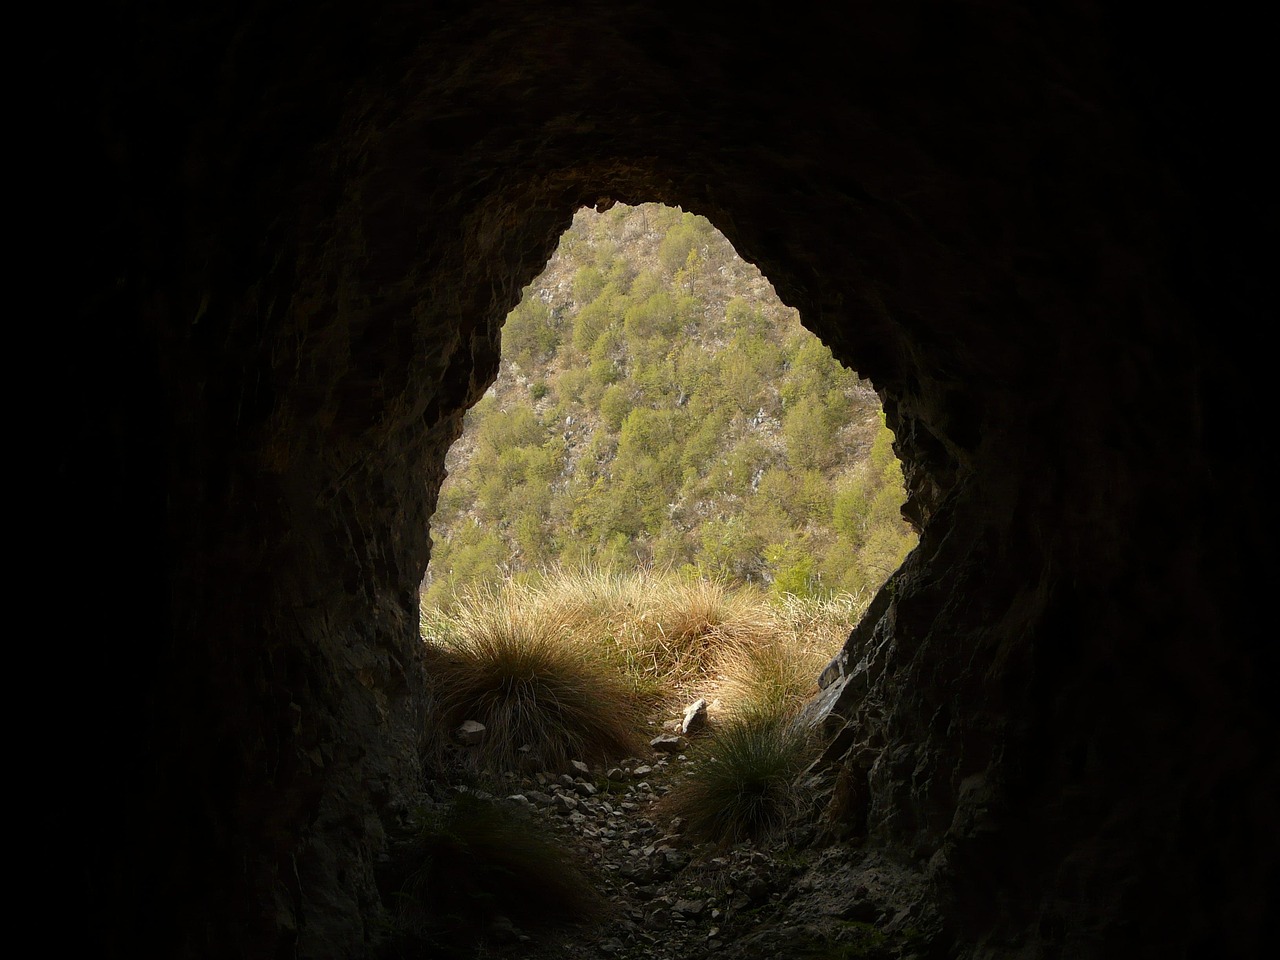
[535,568,776,689]
[423,582,646,771]
[711,593,860,723]
[712,634,830,725]
[637,574,776,681]
[769,590,872,648]
[659,714,817,845]
[421,567,868,770]
[380,792,604,955]
[711,589,869,723]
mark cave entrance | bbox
[418,198,916,739]
[401,204,921,952]
[420,201,917,711]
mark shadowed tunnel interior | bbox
[55,3,1272,957]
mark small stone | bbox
[455,720,486,745]
[606,767,625,781]
[571,759,591,775]
[681,698,709,734]
[553,794,579,813]
[663,849,689,871]
[632,765,654,777]
[650,734,686,753]
[674,899,705,917]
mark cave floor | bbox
[410,697,941,960]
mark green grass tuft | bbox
[660,714,816,845]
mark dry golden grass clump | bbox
[636,574,775,681]
[710,592,864,724]
[651,590,864,845]
[711,636,829,725]
[538,568,776,692]
[422,582,647,771]
[420,567,869,773]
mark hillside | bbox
[423,203,916,609]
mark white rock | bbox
[455,720,486,745]
[681,698,709,734]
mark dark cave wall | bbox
[60,2,1271,957]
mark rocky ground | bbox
[408,705,945,960]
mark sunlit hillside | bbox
[422,203,917,611]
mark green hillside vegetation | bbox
[422,202,917,611]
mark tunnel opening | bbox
[390,202,931,957]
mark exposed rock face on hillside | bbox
[60,3,1271,958]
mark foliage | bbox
[422,568,867,717]
[423,201,918,608]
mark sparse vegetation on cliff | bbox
[422,202,917,611]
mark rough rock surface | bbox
[56,3,1272,958]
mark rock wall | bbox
[55,2,1271,957]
